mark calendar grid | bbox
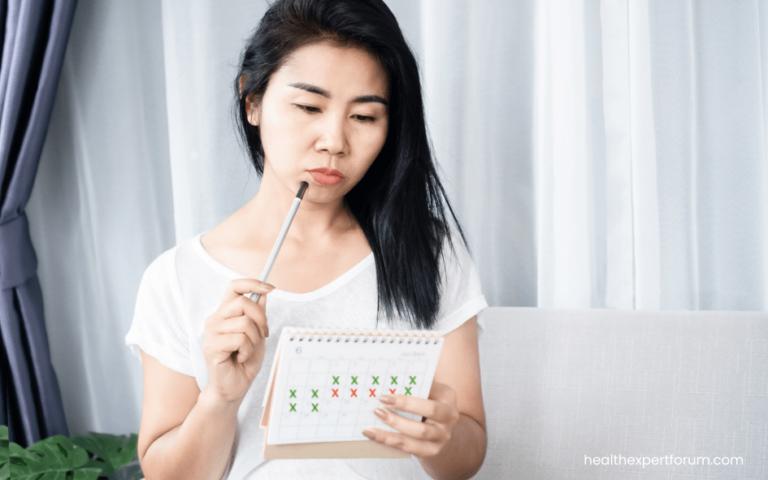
[266,328,444,445]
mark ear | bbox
[246,98,260,127]
[238,75,260,127]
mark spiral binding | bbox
[283,327,442,345]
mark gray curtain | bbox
[0,0,77,446]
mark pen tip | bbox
[296,181,309,199]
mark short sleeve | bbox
[432,229,488,335]
[124,247,195,376]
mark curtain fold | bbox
[0,0,77,446]
[626,0,661,310]
[421,0,537,307]
[649,0,768,310]
[533,0,597,308]
[160,0,266,243]
[600,0,661,309]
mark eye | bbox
[295,104,321,114]
[353,115,376,123]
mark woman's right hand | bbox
[202,279,275,406]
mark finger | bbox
[216,315,262,351]
[362,428,442,457]
[219,295,269,338]
[219,293,265,319]
[378,395,454,424]
[256,291,269,338]
[209,333,253,365]
[220,279,275,307]
[373,407,442,442]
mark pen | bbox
[250,181,309,303]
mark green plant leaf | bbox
[15,468,103,480]
[7,442,25,470]
[81,456,110,474]
[10,435,100,480]
[71,433,138,478]
[0,426,8,480]
[108,457,143,480]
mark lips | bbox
[308,168,345,186]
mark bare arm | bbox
[138,353,240,480]
[138,279,274,480]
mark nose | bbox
[314,114,348,156]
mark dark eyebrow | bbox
[289,82,330,98]
[351,94,388,106]
[288,82,388,106]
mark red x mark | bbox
[389,388,396,394]
[369,389,376,397]
[332,389,338,397]
[350,389,357,398]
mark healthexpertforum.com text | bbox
[585,454,744,468]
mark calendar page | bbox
[265,328,444,445]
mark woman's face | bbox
[244,42,389,204]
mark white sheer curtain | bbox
[26,0,768,436]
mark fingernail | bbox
[379,395,395,405]
[264,283,276,291]
[374,408,388,420]
[362,429,375,440]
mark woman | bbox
[126,0,487,478]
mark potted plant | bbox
[0,425,143,480]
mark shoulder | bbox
[138,234,204,302]
[136,244,184,306]
[143,244,178,279]
[127,240,199,377]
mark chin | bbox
[306,182,354,203]
[303,189,340,204]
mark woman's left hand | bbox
[362,382,461,457]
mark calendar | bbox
[260,327,444,457]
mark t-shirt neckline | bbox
[192,232,375,302]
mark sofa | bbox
[474,307,767,480]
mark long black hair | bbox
[234,0,467,329]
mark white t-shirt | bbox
[125,230,487,480]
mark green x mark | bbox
[390,376,398,385]
[289,389,297,398]
[405,387,412,395]
[332,376,340,385]
[351,376,358,385]
[312,389,318,398]
[312,403,319,412]
[289,403,296,412]
[372,376,379,385]
[410,376,416,385]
